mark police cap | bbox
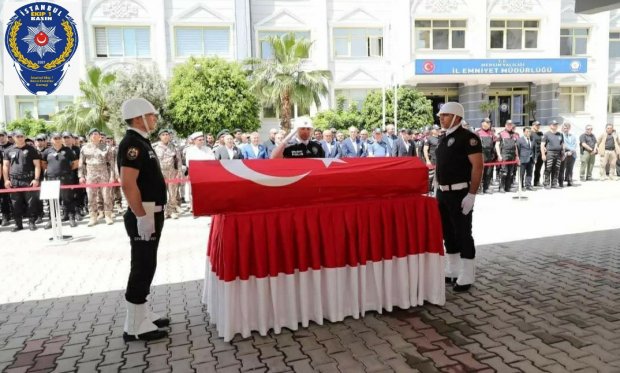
[35,133,47,141]
[13,129,25,137]
[50,132,62,138]
[62,131,72,138]
[216,129,229,139]
[158,128,171,136]
[88,128,100,136]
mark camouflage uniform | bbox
[78,142,115,218]
[154,141,182,217]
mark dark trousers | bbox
[482,166,494,192]
[544,151,562,187]
[0,181,11,217]
[9,178,39,223]
[500,155,517,191]
[533,153,544,186]
[520,161,533,188]
[437,188,475,259]
[47,175,76,216]
[124,209,165,304]
[559,154,576,185]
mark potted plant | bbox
[524,100,537,123]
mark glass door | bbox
[489,88,529,126]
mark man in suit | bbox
[215,134,244,160]
[341,126,366,157]
[384,124,398,152]
[320,130,341,158]
[241,132,268,159]
[392,129,416,157]
[517,127,534,191]
[263,128,278,158]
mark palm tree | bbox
[53,66,116,134]
[246,33,331,131]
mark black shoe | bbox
[69,217,77,227]
[11,225,23,232]
[526,186,534,191]
[29,221,37,231]
[44,221,52,230]
[445,277,456,284]
[153,317,170,328]
[61,215,69,222]
[1,215,10,226]
[123,330,168,342]
[35,216,43,224]
[453,283,472,292]
[551,185,560,189]
[567,182,572,187]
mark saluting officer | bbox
[41,132,79,228]
[271,117,325,159]
[541,120,564,188]
[434,102,483,292]
[2,130,42,231]
[118,98,169,342]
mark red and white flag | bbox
[189,157,429,215]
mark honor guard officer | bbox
[541,120,564,189]
[434,102,483,292]
[271,116,325,159]
[118,98,169,342]
[41,132,79,228]
[2,130,42,231]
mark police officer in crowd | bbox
[434,102,483,292]
[118,98,169,342]
[79,128,116,226]
[41,132,79,228]
[579,125,597,181]
[154,128,182,219]
[271,117,325,159]
[424,125,440,193]
[496,120,520,193]
[530,121,544,187]
[0,130,13,226]
[541,120,564,188]
[559,122,577,187]
[475,118,497,194]
[2,130,42,231]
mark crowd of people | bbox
[1,118,619,232]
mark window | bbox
[489,20,538,50]
[334,28,383,58]
[414,20,466,50]
[559,87,586,113]
[610,32,620,58]
[258,31,310,59]
[16,96,74,120]
[560,28,588,56]
[335,89,371,110]
[609,87,620,113]
[175,27,230,57]
[94,26,150,57]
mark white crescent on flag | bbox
[219,158,345,187]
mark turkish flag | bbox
[189,157,429,215]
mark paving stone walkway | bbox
[1,228,619,372]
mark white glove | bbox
[461,193,475,215]
[284,128,298,143]
[136,214,155,241]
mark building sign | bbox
[415,58,588,75]
[3,1,82,95]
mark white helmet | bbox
[121,98,158,120]
[438,102,464,119]
[293,116,313,129]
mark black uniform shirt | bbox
[542,131,564,151]
[41,146,75,178]
[605,134,615,150]
[70,145,81,158]
[435,126,482,185]
[283,140,325,158]
[117,129,167,206]
[5,144,40,177]
[424,136,440,162]
[579,133,596,153]
[531,131,543,149]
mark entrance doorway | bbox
[418,87,459,125]
[487,87,529,126]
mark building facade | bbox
[0,0,618,133]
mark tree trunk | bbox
[280,92,291,132]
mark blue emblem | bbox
[4,2,79,95]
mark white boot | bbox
[123,301,165,341]
[445,253,461,281]
[454,258,475,291]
